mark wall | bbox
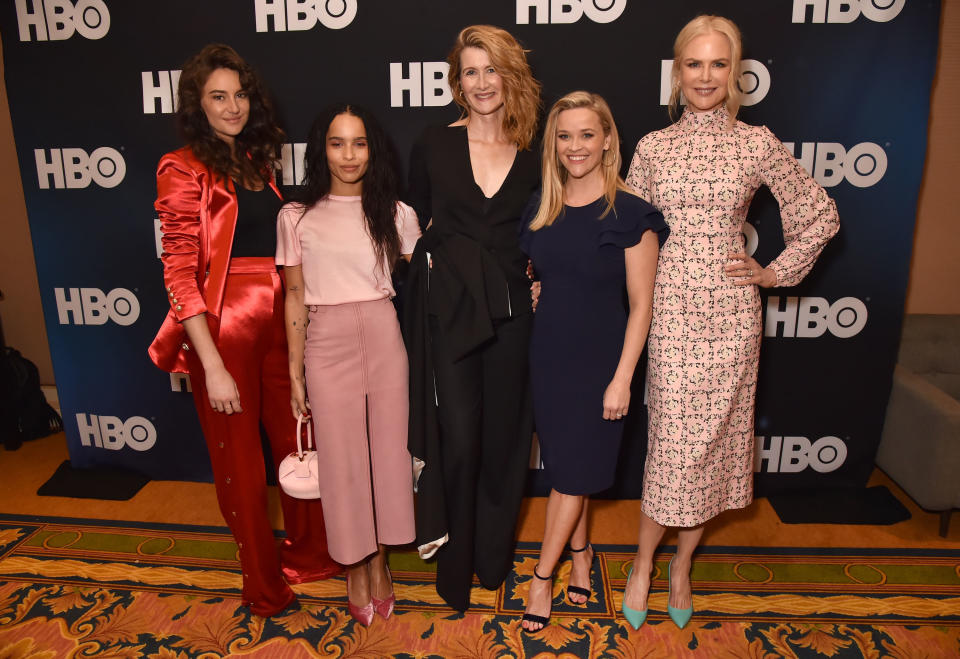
[906,1,960,314]
[0,5,955,390]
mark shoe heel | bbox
[372,566,395,619]
[566,544,594,605]
[621,565,648,631]
[346,572,375,627]
[521,564,553,634]
[667,557,693,629]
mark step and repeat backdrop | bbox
[0,0,940,495]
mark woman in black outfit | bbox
[404,24,542,612]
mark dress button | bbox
[168,291,174,298]
[172,298,178,303]
[176,305,182,311]
[165,286,171,292]
[225,477,231,484]
[181,342,190,350]
[232,511,237,517]
[238,542,243,549]
[219,442,224,448]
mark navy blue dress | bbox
[520,190,668,495]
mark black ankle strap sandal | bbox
[567,545,593,604]
[521,563,553,632]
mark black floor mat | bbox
[767,486,911,525]
[37,460,150,500]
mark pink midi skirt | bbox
[304,297,416,565]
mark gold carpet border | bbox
[3,516,960,626]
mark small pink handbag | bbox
[278,414,321,499]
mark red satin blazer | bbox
[148,147,281,373]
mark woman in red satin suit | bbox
[148,43,339,617]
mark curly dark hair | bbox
[176,43,284,184]
[292,104,402,276]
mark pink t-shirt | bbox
[275,195,420,305]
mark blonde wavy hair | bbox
[529,91,631,231]
[668,15,743,123]
[447,25,542,151]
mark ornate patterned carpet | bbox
[0,514,958,658]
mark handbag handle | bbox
[295,413,313,460]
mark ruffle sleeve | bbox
[598,192,669,249]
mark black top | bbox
[407,124,540,316]
[231,183,281,257]
[402,124,539,549]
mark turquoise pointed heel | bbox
[621,566,648,630]
[667,557,693,629]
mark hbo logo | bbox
[254,0,357,31]
[35,147,126,190]
[77,414,157,452]
[142,70,182,114]
[792,0,905,23]
[170,373,192,393]
[755,435,847,473]
[660,59,770,107]
[55,287,140,326]
[517,0,626,24]
[390,62,452,108]
[765,296,868,339]
[278,142,308,185]
[784,142,886,188]
[15,0,109,41]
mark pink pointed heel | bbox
[371,566,396,619]
[346,572,375,627]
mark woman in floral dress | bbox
[621,15,839,629]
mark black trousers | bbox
[429,312,534,611]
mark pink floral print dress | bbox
[625,105,839,527]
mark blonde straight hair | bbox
[668,15,743,123]
[529,91,630,231]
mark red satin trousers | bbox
[185,257,339,616]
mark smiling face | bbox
[555,107,610,182]
[678,31,732,113]
[459,46,504,117]
[200,67,249,145]
[325,112,369,196]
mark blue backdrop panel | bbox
[0,0,940,496]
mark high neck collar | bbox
[679,105,732,133]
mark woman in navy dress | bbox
[519,91,667,631]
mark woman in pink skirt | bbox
[276,104,418,627]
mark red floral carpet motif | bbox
[0,514,958,657]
